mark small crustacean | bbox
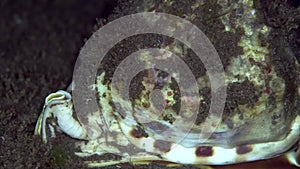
[34,0,300,168]
[34,90,87,143]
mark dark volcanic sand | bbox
[1,0,299,169]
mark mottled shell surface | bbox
[72,0,300,165]
[90,1,298,145]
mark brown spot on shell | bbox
[154,140,172,153]
[142,102,150,108]
[130,126,148,138]
[236,145,252,155]
[195,146,213,157]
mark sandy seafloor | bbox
[0,0,299,169]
